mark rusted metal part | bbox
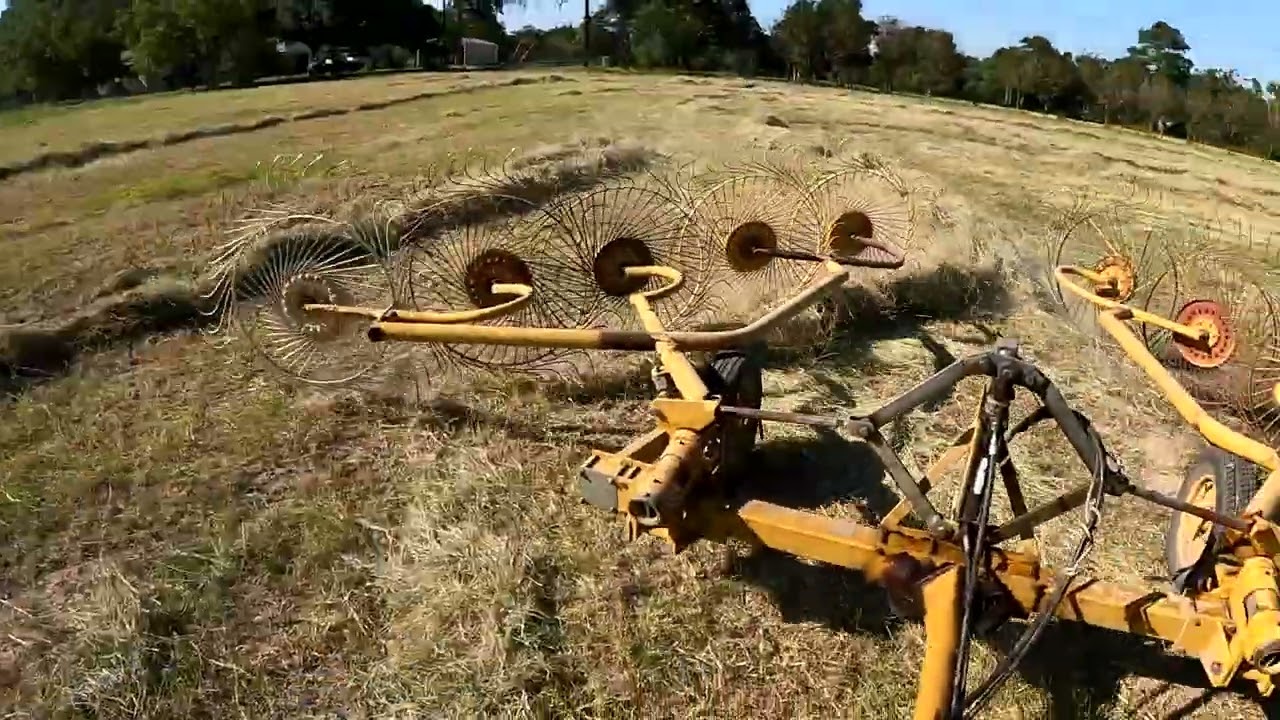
[1173,298,1238,369]
[1128,484,1252,532]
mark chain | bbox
[963,419,1110,718]
[1063,441,1108,578]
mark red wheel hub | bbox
[1173,299,1236,369]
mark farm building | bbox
[459,37,499,68]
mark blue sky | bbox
[493,0,1280,83]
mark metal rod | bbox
[915,565,963,720]
[629,290,708,401]
[304,282,532,324]
[1055,265,1209,342]
[755,247,906,269]
[991,485,1093,542]
[718,405,842,428]
[623,265,685,301]
[721,499,1234,657]
[868,353,992,428]
[865,427,952,537]
[1127,485,1251,532]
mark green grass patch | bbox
[87,166,258,210]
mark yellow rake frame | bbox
[285,243,1280,718]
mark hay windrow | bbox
[0,74,581,183]
[0,139,657,395]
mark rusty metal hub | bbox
[725,221,777,273]
[1092,254,1137,301]
[593,236,655,297]
[281,273,354,341]
[1174,299,1237,369]
[826,210,874,257]
[464,248,534,308]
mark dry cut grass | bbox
[0,70,571,169]
[4,70,1280,720]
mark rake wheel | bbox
[686,158,822,310]
[537,178,714,331]
[1172,299,1238,369]
[230,224,395,386]
[810,155,918,272]
[393,199,584,375]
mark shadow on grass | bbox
[725,425,1273,719]
[740,427,898,517]
[987,619,1271,719]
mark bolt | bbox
[1211,661,1223,674]
[995,337,1020,356]
[845,418,872,438]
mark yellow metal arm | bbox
[304,281,534,324]
[367,261,852,352]
[1054,265,1209,342]
[1054,263,1280,518]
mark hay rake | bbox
[212,148,1280,719]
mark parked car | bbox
[308,48,365,78]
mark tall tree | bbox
[913,28,965,96]
[1075,53,1109,121]
[1100,56,1148,125]
[1127,20,1194,88]
[631,0,701,69]
[820,0,874,87]
[772,0,826,82]
[0,0,128,99]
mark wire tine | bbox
[687,149,821,321]
[535,174,714,332]
[391,193,588,377]
[215,214,397,387]
[809,151,920,276]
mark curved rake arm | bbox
[623,265,685,301]
[304,282,534,324]
[367,261,852,352]
[1094,308,1280,513]
[1054,264,1280,517]
[1054,264,1209,342]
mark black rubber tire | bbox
[697,344,765,484]
[1164,445,1264,577]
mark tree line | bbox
[0,0,506,98]
[2,0,1278,161]
[527,5,1280,160]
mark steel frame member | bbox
[298,236,1280,718]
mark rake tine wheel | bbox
[685,154,824,315]
[809,154,919,273]
[221,216,400,387]
[1254,289,1280,437]
[388,194,594,377]
[1044,194,1181,352]
[1157,258,1280,423]
[535,175,716,333]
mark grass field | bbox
[4,67,1280,719]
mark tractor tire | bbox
[696,343,766,485]
[1164,445,1264,578]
